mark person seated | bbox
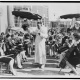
[0,45,16,75]
[23,33,31,57]
[52,41,59,58]
[52,35,60,58]
[58,33,80,75]
[15,44,28,68]
[5,35,24,69]
[47,31,54,57]
[57,36,69,65]
[57,35,70,67]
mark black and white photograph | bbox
[0,1,80,78]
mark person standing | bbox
[35,21,48,69]
[31,20,48,69]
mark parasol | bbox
[32,14,42,20]
[12,11,42,20]
[60,14,80,19]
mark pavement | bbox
[0,55,80,78]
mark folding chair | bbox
[58,59,76,75]
[0,54,14,75]
[0,62,7,75]
[58,58,68,74]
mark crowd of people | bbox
[0,19,48,75]
[0,28,34,75]
[46,25,80,75]
[0,19,80,76]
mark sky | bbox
[48,3,80,21]
[1,2,80,21]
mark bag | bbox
[59,58,66,68]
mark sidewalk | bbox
[0,55,80,77]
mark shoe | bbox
[17,66,23,69]
[9,71,16,75]
[23,59,28,62]
[39,64,45,69]
[56,65,60,68]
[69,70,79,75]
[38,64,42,68]
[70,70,74,73]
[41,65,45,69]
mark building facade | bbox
[0,5,8,33]
[0,5,49,34]
[13,5,49,27]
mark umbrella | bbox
[12,11,33,19]
[12,11,42,20]
[32,14,42,20]
[60,14,80,19]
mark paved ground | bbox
[0,55,80,78]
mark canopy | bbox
[60,14,80,19]
[12,11,42,20]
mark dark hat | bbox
[73,33,80,39]
[67,28,72,32]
